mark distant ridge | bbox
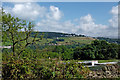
[31,32,86,38]
[30,32,120,44]
[96,37,120,44]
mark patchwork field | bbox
[34,36,96,45]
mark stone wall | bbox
[86,64,120,78]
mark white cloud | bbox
[36,14,109,38]
[110,6,118,15]
[36,19,76,33]
[109,15,118,28]
[46,6,63,21]
[35,5,73,33]
[3,3,119,38]
[76,14,108,37]
[4,4,62,21]
[2,0,37,2]
[4,3,46,21]
[109,6,118,28]
[80,14,93,24]
[36,8,118,38]
[75,5,118,38]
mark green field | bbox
[57,59,120,64]
[33,36,96,46]
[98,59,119,63]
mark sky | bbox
[2,2,119,38]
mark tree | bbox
[110,43,118,59]
[73,47,82,60]
[73,40,119,60]
[118,44,120,59]
[2,10,41,58]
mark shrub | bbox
[2,59,90,79]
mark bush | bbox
[2,59,90,79]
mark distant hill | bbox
[31,32,86,38]
[31,32,120,45]
[96,37,120,44]
[30,32,95,46]
[3,32,120,46]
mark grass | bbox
[67,59,120,63]
[3,36,95,46]
[41,59,120,65]
[31,36,95,46]
[98,59,119,63]
[55,37,95,45]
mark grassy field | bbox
[78,59,119,63]
[2,36,96,46]
[59,59,120,63]
[54,59,120,64]
[57,37,95,45]
[33,36,96,45]
[98,59,119,63]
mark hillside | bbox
[2,32,93,46]
[96,37,120,44]
[3,32,120,46]
[29,32,95,46]
[31,32,86,38]
[35,36,95,46]
[31,32,120,45]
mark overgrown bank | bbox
[86,63,120,78]
[2,59,90,79]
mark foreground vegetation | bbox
[2,59,90,79]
